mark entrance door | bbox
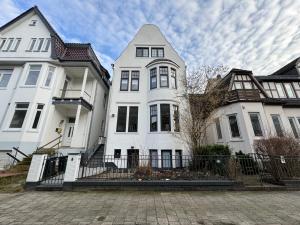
[62,122,75,146]
[127,149,139,169]
[162,150,172,169]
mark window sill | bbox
[2,129,22,132]
[19,85,38,88]
[0,87,8,90]
[40,86,52,90]
[229,138,244,142]
[114,132,139,135]
[26,130,39,133]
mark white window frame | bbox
[249,112,264,137]
[227,114,242,139]
[43,66,55,88]
[0,69,13,89]
[8,103,30,130]
[288,117,299,139]
[24,64,42,87]
[271,114,284,137]
[30,104,44,130]
[27,38,37,52]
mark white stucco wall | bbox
[105,24,188,159]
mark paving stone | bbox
[0,191,299,225]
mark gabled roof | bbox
[0,6,110,82]
[0,6,63,43]
[270,57,300,76]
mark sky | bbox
[0,0,300,76]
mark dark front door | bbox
[127,149,139,169]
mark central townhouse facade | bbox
[105,24,188,168]
[0,7,110,169]
[206,58,300,153]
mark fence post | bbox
[26,154,48,187]
[64,153,82,183]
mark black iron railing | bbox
[40,154,68,185]
[78,154,300,184]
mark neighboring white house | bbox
[206,59,300,154]
[0,6,110,169]
[105,24,188,168]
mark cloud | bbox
[2,0,300,76]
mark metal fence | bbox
[39,154,68,185]
[77,154,300,183]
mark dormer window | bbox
[136,47,149,57]
[151,48,164,57]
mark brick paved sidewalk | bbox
[0,191,299,225]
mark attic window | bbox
[29,20,37,26]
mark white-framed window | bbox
[9,103,29,129]
[116,106,138,132]
[0,38,7,51]
[0,70,13,88]
[136,47,149,57]
[227,114,241,138]
[215,117,222,139]
[271,114,284,136]
[32,104,44,129]
[293,82,300,98]
[27,38,37,52]
[170,68,177,89]
[288,117,299,138]
[131,71,139,91]
[284,83,296,98]
[249,112,263,137]
[44,66,55,87]
[120,71,129,91]
[159,67,169,87]
[2,38,14,52]
[150,68,157,89]
[42,38,51,52]
[25,65,42,86]
[34,38,44,52]
[275,83,286,98]
[151,48,164,57]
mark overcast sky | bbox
[1,0,300,76]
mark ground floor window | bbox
[249,112,263,137]
[149,149,158,168]
[161,150,172,168]
[288,117,299,138]
[175,150,182,168]
[271,114,283,137]
[9,103,29,128]
[228,114,241,138]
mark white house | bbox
[205,59,300,154]
[105,24,188,169]
[0,6,110,169]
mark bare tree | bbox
[180,65,229,154]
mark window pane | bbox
[116,106,127,132]
[249,113,263,136]
[150,105,157,132]
[28,38,36,51]
[0,71,12,87]
[160,66,169,87]
[11,38,21,52]
[162,150,172,168]
[272,115,283,137]
[173,105,180,132]
[0,39,6,51]
[289,118,299,138]
[150,68,157,89]
[215,118,222,139]
[228,115,240,137]
[244,82,252,89]
[32,104,44,129]
[25,65,41,85]
[131,71,139,91]
[10,110,27,128]
[275,83,286,98]
[171,69,177,89]
[36,38,44,51]
[284,83,296,98]
[43,38,51,52]
[136,47,148,57]
[150,150,158,168]
[120,71,129,91]
[234,82,242,89]
[3,38,13,51]
[175,150,182,168]
[272,90,279,98]
[128,106,138,132]
[161,104,171,131]
[45,67,54,87]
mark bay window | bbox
[173,105,180,132]
[32,104,44,129]
[150,105,157,132]
[44,66,55,87]
[150,68,157,89]
[159,67,168,87]
[160,104,171,131]
[25,65,42,86]
[170,68,177,89]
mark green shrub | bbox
[192,144,231,156]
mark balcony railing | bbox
[58,89,91,103]
[227,89,261,102]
